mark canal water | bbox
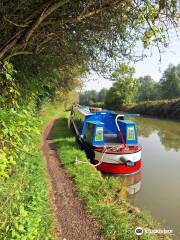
[118,116,180,239]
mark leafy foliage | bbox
[105,64,140,109]
[79,63,180,111]
[0,108,40,177]
[0,56,79,239]
[0,62,40,177]
[137,65,180,102]
[0,58,81,177]
[137,75,159,101]
[0,0,179,71]
[136,64,180,102]
[0,103,62,240]
[0,61,20,108]
[79,88,108,106]
[160,64,180,99]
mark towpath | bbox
[41,118,100,240]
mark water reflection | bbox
[130,117,180,152]
[122,171,142,196]
[104,171,142,198]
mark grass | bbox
[0,102,173,240]
[50,110,172,240]
[127,98,180,120]
[0,102,63,240]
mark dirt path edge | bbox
[41,118,100,240]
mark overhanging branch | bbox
[44,8,102,26]
[4,51,33,61]
[24,0,70,43]
[43,2,114,26]
[0,0,70,60]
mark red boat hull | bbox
[95,159,142,174]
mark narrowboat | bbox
[69,104,142,174]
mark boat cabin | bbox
[71,105,138,147]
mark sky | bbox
[84,31,180,91]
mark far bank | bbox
[125,98,180,121]
[87,98,180,121]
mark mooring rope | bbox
[75,146,107,167]
[75,145,127,167]
[94,146,107,167]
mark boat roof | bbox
[86,120,104,125]
[95,110,115,115]
[119,120,134,124]
[74,105,92,116]
[74,105,140,117]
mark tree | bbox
[160,64,180,99]
[79,88,108,106]
[97,88,108,102]
[79,90,98,105]
[0,0,179,109]
[137,75,159,101]
[0,0,179,65]
[105,64,140,109]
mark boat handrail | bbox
[115,114,126,146]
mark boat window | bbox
[84,123,95,144]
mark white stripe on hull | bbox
[95,150,141,164]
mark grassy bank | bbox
[51,109,172,240]
[0,103,62,240]
[126,98,180,120]
[0,103,174,240]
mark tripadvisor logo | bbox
[135,227,173,236]
[135,227,143,236]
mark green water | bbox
[124,116,180,239]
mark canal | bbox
[119,116,180,239]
